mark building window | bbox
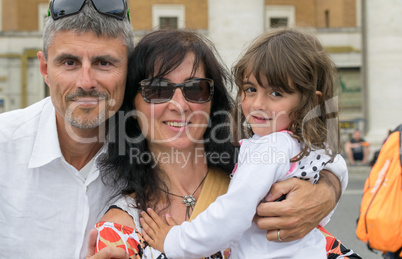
[338,67,361,111]
[265,5,295,30]
[325,10,330,28]
[160,17,178,29]
[38,3,49,31]
[152,4,185,29]
[270,17,288,28]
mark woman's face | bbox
[134,53,212,153]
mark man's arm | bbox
[255,170,341,242]
[320,169,342,202]
[362,144,370,164]
[86,229,129,259]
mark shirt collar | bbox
[28,100,109,171]
[86,144,108,184]
[28,100,63,168]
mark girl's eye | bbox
[244,87,257,93]
[271,91,283,97]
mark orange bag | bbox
[356,125,402,254]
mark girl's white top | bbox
[164,132,347,259]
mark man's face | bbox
[353,130,361,140]
[38,30,127,130]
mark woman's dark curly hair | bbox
[100,29,237,212]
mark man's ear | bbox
[315,91,322,105]
[37,51,50,86]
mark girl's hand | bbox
[140,208,178,253]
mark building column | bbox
[208,0,265,71]
[364,0,402,148]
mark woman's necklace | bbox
[161,169,209,220]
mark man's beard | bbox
[64,88,110,129]
[66,110,107,129]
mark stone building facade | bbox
[0,0,371,148]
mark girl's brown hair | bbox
[232,28,340,161]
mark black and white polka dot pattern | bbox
[292,150,330,184]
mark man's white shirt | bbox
[0,97,113,259]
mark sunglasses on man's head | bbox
[48,0,130,21]
[139,78,214,104]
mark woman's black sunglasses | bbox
[139,78,214,104]
[48,0,130,21]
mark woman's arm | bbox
[254,155,346,242]
[89,208,143,258]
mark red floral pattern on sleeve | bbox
[96,221,230,259]
[95,221,165,259]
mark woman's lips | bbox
[164,121,190,128]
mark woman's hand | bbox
[254,170,341,242]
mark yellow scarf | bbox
[189,167,230,221]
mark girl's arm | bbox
[146,133,295,258]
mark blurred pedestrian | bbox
[344,129,370,165]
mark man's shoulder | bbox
[349,138,358,143]
[350,138,365,143]
[0,97,53,142]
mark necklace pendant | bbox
[182,194,196,207]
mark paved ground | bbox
[326,165,384,259]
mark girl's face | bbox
[134,53,212,153]
[240,73,301,137]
